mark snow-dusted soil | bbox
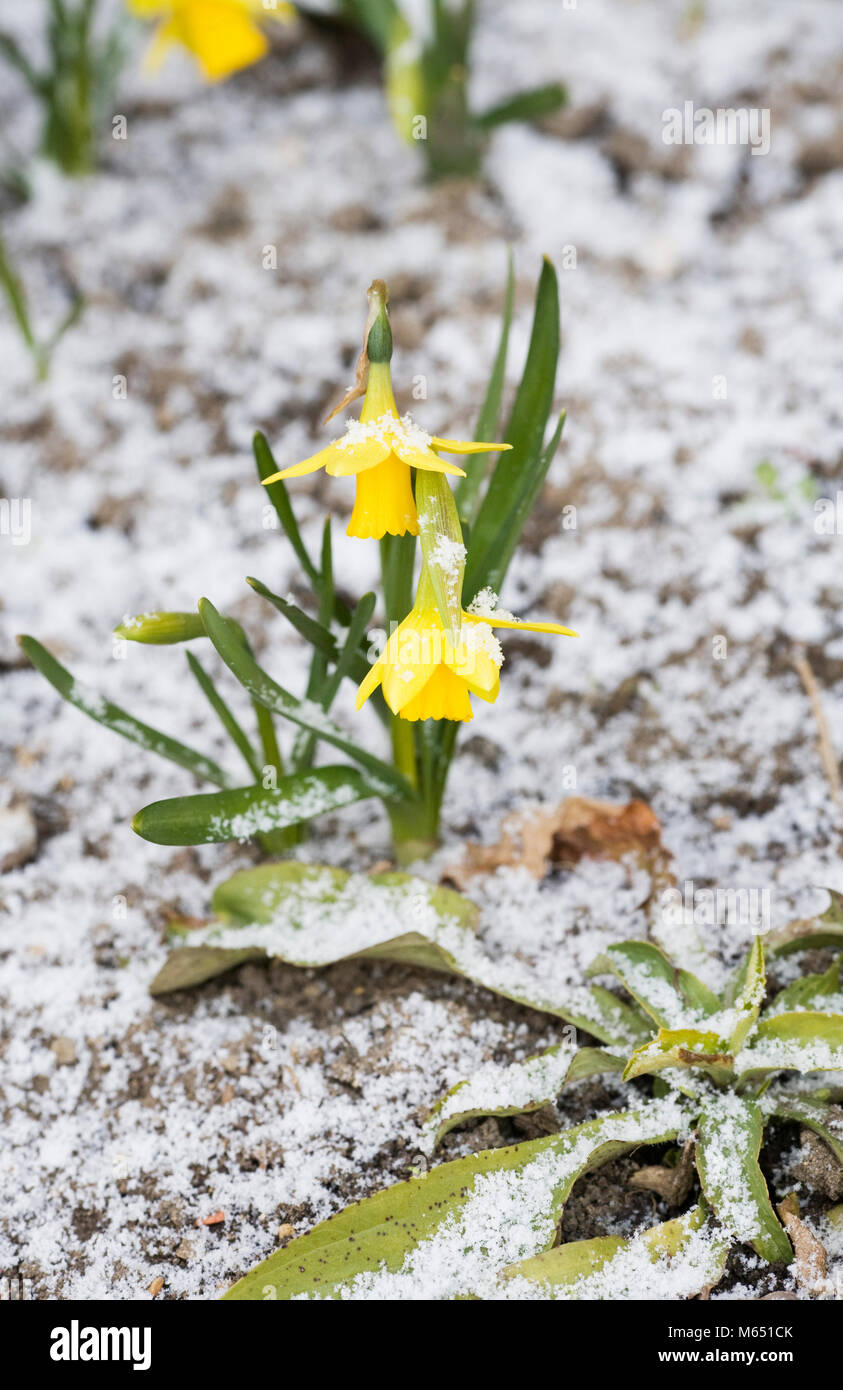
[2,0,843,1299]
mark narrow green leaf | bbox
[114,611,206,645]
[19,634,232,788]
[624,1027,734,1087]
[696,1094,792,1264]
[133,765,381,847]
[222,1098,686,1299]
[722,935,766,1051]
[456,249,514,525]
[476,82,567,131]
[185,651,262,781]
[254,431,320,588]
[464,257,559,600]
[245,578,338,661]
[198,599,413,800]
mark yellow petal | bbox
[468,614,579,638]
[392,442,465,477]
[326,438,391,478]
[431,438,511,455]
[445,639,500,696]
[347,456,418,540]
[380,610,443,711]
[399,665,474,722]
[173,0,268,81]
[355,657,385,710]
[261,441,342,483]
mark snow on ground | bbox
[2,0,843,1298]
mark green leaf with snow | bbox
[722,935,766,1051]
[18,634,232,789]
[763,955,842,1018]
[223,1098,687,1300]
[695,1094,792,1264]
[502,1202,730,1299]
[149,863,477,995]
[198,598,412,800]
[420,1042,574,1152]
[767,890,843,956]
[736,1011,843,1081]
[564,1047,626,1084]
[765,1090,843,1165]
[623,1028,734,1087]
[132,766,383,846]
[587,940,721,1028]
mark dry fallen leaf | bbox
[444,796,667,887]
[777,1194,827,1295]
[629,1139,695,1206]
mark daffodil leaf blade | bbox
[253,431,321,588]
[132,765,382,847]
[588,940,721,1028]
[463,256,560,600]
[722,935,766,1051]
[695,1094,792,1264]
[18,634,232,789]
[245,577,339,660]
[198,598,413,798]
[222,1098,687,1299]
[476,82,568,131]
[185,651,262,781]
[456,248,514,524]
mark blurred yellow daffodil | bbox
[261,284,508,540]
[356,580,578,723]
[128,0,295,82]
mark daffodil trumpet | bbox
[129,0,295,82]
[261,283,509,541]
[357,569,577,725]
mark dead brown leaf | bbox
[776,1194,827,1295]
[444,796,668,888]
[629,1139,695,1206]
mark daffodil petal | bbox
[326,439,391,478]
[174,0,269,81]
[261,443,339,483]
[392,442,465,477]
[430,438,511,455]
[399,666,474,722]
[446,643,500,696]
[355,658,385,710]
[467,614,579,638]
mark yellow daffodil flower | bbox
[128,0,295,82]
[356,582,578,723]
[261,285,509,540]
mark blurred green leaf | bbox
[767,890,843,955]
[477,82,567,131]
[115,611,206,645]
